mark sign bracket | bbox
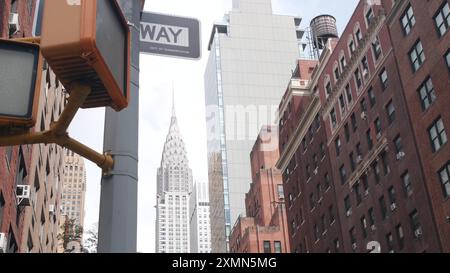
[0,81,114,176]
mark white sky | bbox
[68,0,358,253]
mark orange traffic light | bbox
[0,39,43,128]
[40,0,130,111]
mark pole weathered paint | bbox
[98,0,141,253]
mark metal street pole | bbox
[98,0,141,253]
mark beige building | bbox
[18,68,67,253]
[61,151,86,228]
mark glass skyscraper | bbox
[204,0,304,252]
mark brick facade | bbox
[277,0,449,253]
[230,127,290,253]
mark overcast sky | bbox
[68,0,358,253]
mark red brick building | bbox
[277,60,346,253]
[278,0,449,253]
[382,0,450,253]
[0,0,37,253]
[229,127,290,253]
[1,0,66,253]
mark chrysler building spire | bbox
[156,92,193,253]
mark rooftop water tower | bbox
[308,15,339,59]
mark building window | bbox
[277,185,284,199]
[351,113,357,132]
[360,216,368,239]
[418,77,437,111]
[321,215,326,234]
[349,152,356,172]
[366,8,375,25]
[402,171,413,197]
[361,174,369,192]
[326,81,332,96]
[330,108,337,128]
[329,206,335,224]
[394,135,404,154]
[340,56,347,70]
[356,143,363,158]
[309,193,315,210]
[386,101,396,125]
[334,239,340,253]
[356,28,363,42]
[344,195,351,215]
[368,87,376,107]
[302,138,307,152]
[334,66,340,81]
[313,154,319,171]
[324,173,331,190]
[339,94,347,114]
[434,2,450,37]
[409,40,426,72]
[274,241,282,253]
[263,241,271,253]
[374,118,382,136]
[396,225,405,250]
[313,224,319,241]
[379,68,388,90]
[320,143,326,160]
[354,182,362,205]
[409,210,422,238]
[340,165,347,185]
[361,56,369,77]
[349,39,356,54]
[316,182,322,200]
[345,84,353,104]
[355,69,363,89]
[366,129,373,150]
[335,137,341,156]
[380,151,391,175]
[349,227,357,251]
[372,36,382,60]
[379,196,388,220]
[388,186,397,208]
[368,208,376,228]
[428,117,448,153]
[438,162,450,198]
[360,98,367,113]
[344,123,350,142]
[386,233,394,253]
[401,5,416,35]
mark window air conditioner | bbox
[16,185,31,206]
[396,152,406,161]
[361,112,367,120]
[49,205,55,214]
[390,203,397,211]
[346,209,352,217]
[356,155,363,163]
[9,13,20,34]
[414,228,423,238]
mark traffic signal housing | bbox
[40,0,131,111]
[0,39,43,128]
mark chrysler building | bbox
[155,98,193,253]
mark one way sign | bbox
[140,12,201,60]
